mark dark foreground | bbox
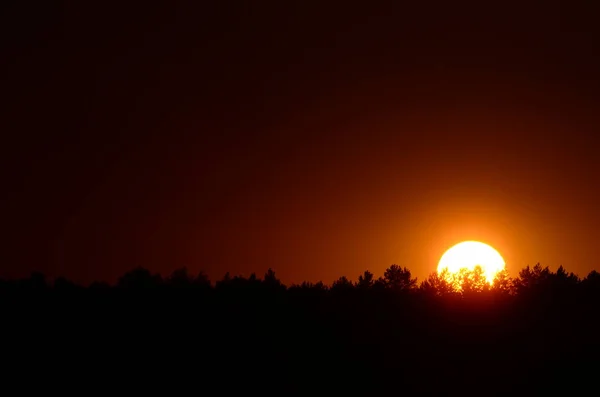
[2,283,599,395]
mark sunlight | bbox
[437,241,505,284]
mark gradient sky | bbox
[2,2,599,285]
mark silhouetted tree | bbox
[584,270,600,283]
[23,271,47,290]
[357,270,374,290]
[552,265,579,290]
[373,277,387,291]
[289,280,328,292]
[331,276,354,291]
[582,270,600,300]
[193,271,211,288]
[514,263,551,294]
[419,269,455,297]
[215,272,232,290]
[582,270,600,288]
[312,281,328,291]
[459,266,489,295]
[491,269,514,295]
[382,265,417,291]
[263,268,285,291]
[290,281,309,290]
[229,275,254,289]
[117,267,163,289]
[166,267,193,288]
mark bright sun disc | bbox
[437,241,505,284]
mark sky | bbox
[2,1,600,285]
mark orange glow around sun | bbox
[437,241,506,284]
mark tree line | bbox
[2,262,600,394]
[2,263,599,298]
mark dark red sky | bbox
[2,1,599,285]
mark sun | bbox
[437,241,505,284]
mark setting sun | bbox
[437,241,506,284]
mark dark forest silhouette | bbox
[2,263,600,394]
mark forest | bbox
[2,264,599,394]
